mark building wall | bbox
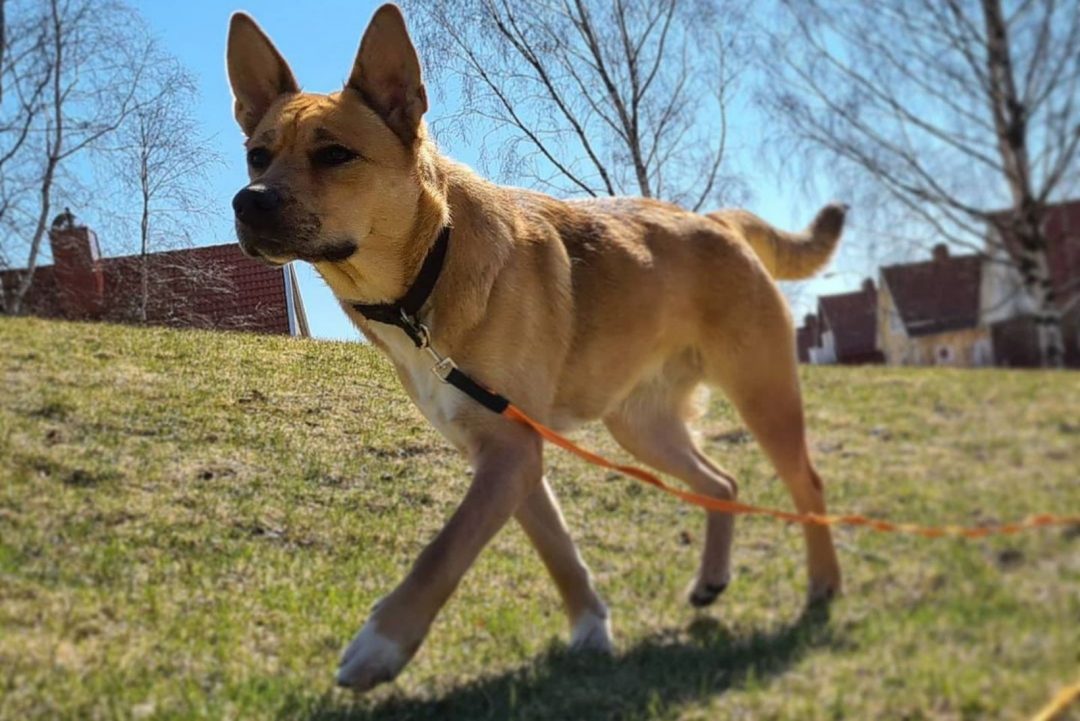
[877,285,909,365]
[907,327,993,367]
[992,308,1080,368]
[877,284,992,367]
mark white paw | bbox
[569,607,614,654]
[336,620,407,691]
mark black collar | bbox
[352,226,450,347]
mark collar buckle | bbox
[398,308,431,349]
[430,355,457,382]
[398,307,457,383]
[420,341,456,382]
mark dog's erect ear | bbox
[347,4,428,146]
[226,13,299,136]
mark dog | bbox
[226,4,844,692]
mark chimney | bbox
[861,278,875,293]
[49,210,105,319]
[932,243,950,262]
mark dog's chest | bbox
[366,325,469,450]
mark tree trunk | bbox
[1034,301,1065,368]
[11,156,58,315]
[1012,216,1065,367]
[139,158,150,323]
[980,0,1063,367]
[13,0,62,316]
[140,212,149,323]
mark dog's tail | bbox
[707,203,847,281]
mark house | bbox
[1,212,309,336]
[804,279,883,365]
[980,200,1080,367]
[877,245,992,367]
[796,199,1080,368]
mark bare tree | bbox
[406,0,748,209]
[1,0,7,103]
[108,64,218,323]
[0,0,161,314]
[0,2,50,280]
[760,0,1080,367]
[1,0,6,102]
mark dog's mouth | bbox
[300,240,358,263]
[237,234,290,266]
[238,233,357,266]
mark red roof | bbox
[4,237,299,335]
[881,252,982,337]
[817,282,881,362]
[103,244,293,335]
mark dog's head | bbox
[226,5,440,276]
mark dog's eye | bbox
[312,145,360,168]
[247,147,272,171]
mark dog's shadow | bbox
[287,603,837,721]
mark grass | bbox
[0,315,1078,721]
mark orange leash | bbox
[1030,677,1080,721]
[503,404,1080,538]
[505,406,1080,720]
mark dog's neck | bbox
[316,218,445,307]
[314,151,450,307]
[320,152,515,350]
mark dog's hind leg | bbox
[603,378,739,609]
[516,478,613,652]
[703,299,842,603]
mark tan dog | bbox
[226,4,844,691]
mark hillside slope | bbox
[1,317,1078,720]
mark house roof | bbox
[881,252,982,337]
[4,238,308,336]
[101,244,306,335]
[817,283,879,360]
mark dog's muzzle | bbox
[232,184,358,264]
[233,184,292,264]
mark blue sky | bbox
[131,0,858,340]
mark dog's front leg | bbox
[337,423,542,691]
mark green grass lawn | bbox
[1,316,1078,720]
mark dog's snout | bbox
[232,184,283,230]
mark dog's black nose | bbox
[232,185,282,231]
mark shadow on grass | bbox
[285,603,837,721]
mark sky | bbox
[131,0,858,340]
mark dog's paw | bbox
[336,620,408,692]
[806,576,841,606]
[686,573,731,608]
[569,607,614,654]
